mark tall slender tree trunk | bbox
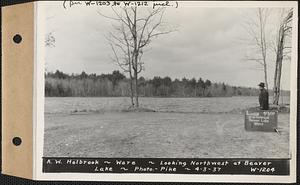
[273,57,283,105]
[129,72,134,107]
[134,71,139,107]
[273,58,278,104]
[273,25,285,105]
[263,62,268,90]
[132,7,139,108]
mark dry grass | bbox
[43,112,290,158]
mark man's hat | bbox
[258,82,265,87]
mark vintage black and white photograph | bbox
[38,1,297,179]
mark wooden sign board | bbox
[245,110,278,132]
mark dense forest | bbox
[45,70,279,97]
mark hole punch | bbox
[13,34,22,44]
[12,137,22,146]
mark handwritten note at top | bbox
[63,1,179,10]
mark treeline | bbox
[45,70,260,97]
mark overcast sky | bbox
[41,1,294,90]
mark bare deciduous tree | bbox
[243,8,293,105]
[100,7,175,108]
[273,9,293,105]
[243,8,270,90]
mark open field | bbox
[44,97,290,158]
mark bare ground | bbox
[44,112,290,158]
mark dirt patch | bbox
[122,107,156,112]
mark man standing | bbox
[258,82,269,110]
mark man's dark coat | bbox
[259,88,269,110]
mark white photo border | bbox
[33,1,298,182]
